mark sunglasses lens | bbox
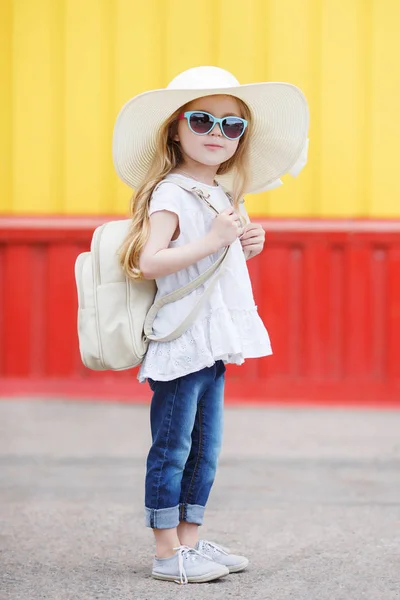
[189,112,214,134]
[222,117,245,139]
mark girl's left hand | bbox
[239,222,265,259]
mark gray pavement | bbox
[0,399,399,600]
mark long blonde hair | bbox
[119,97,252,280]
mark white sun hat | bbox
[112,66,309,195]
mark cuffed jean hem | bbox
[145,505,180,529]
[179,503,205,526]
[145,503,206,528]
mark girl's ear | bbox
[170,119,180,143]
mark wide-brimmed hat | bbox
[112,66,309,194]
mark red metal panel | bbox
[287,245,305,378]
[387,245,400,382]
[370,247,388,380]
[29,244,47,376]
[328,246,345,379]
[0,216,400,406]
[258,244,293,378]
[45,243,81,377]
[303,239,331,379]
[3,244,34,376]
[344,243,373,379]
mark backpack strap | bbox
[153,176,220,213]
[142,177,231,343]
[143,245,228,342]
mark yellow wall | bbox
[1,0,400,218]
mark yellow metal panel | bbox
[319,0,369,217]
[163,0,216,82]
[245,0,321,217]
[217,0,267,83]
[12,0,64,214]
[114,0,164,214]
[370,0,400,217]
[114,0,164,116]
[0,0,12,213]
[64,0,115,215]
[1,0,400,218]
[113,0,218,213]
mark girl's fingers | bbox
[241,231,265,242]
[244,223,263,233]
[240,232,256,241]
[241,236,264,247]
[243,243,263,254]
[241,225,264,235]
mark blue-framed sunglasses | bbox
[178,111,248,140]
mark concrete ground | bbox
[0,399,399,600]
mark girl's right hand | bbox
[209,208,242,249]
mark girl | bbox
[112,66,309,584]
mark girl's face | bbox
[174,95,243,168]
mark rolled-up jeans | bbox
[145,360,225,529]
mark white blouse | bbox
[138,173,272,383]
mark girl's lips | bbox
[204,144,223,149]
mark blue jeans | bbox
[145,361,225,529]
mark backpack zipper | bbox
[75,252,90,310]
[93,224,105,286]
[92,224,105,368]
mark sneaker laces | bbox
[198,540,230,556]
[172,545,214,585]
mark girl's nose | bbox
[211,122,223,136]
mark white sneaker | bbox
[195,540,249,573]
[152,545,229,584]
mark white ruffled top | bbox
[138,174,272,383]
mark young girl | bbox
[112,66,309,584]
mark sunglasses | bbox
[178,111,248,140]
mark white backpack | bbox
[74,178,230,371]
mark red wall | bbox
[1,217,400,407]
